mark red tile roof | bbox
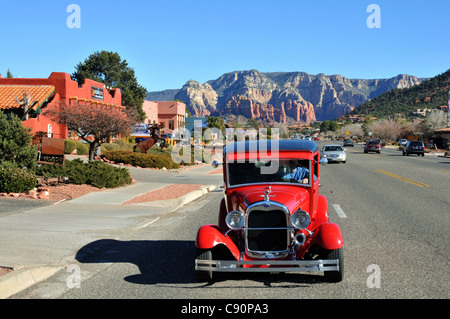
[0,85,55,111]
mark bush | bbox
[64,139,89,155]
[0,166,36,193]
[0,111,37,170]
[35,159,132,189]
[103,151,180,169]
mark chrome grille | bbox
[245,202,290,258]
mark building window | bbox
[169,120,174,130]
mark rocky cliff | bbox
[150,69,423,124]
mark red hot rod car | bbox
[194,140,344,282]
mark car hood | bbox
[323,151,345,155]
[226,184,310,214]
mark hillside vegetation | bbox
[345,69,450,119]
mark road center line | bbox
[376,170,430,188]
[332,204,347,218]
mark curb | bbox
[171,185,217,209]
[0,266,63,299]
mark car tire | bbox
[322,247,344,282]
[195,248,214,282]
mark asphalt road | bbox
[11,142,449,300]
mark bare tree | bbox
[371,119,403,141]
[43,102,133,160]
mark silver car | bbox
[321,145,347,163]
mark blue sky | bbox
[1,0,449,92]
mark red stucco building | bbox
[0,72,123,139]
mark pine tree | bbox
[0,111,37,170]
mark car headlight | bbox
[225,211,245,230]
[291,210,310,230]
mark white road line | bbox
[136,217,160,229]
[332,204,347,218]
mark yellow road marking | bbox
[442,170,450,173]
[376,170,430,188]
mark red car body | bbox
[194,140,344,282]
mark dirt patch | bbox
[123,184,202,204]
[45,183,105,202]
[0,267,13,276]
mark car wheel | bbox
[195,248,214,282]
[322,247,344,282]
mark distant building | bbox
[141,101,186,134]
[0,72,123,139]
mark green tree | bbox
[6,68,13,78]
[71,51,147,121]
[206,116,225,130]
[320,120,340,132]
[247,118,259,130]
[0,110,37,170]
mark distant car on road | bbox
[398,139,408,146]
[364,140,381,154]
[321,144,347,163]
[343,139,354,147]
[403,141,425,156]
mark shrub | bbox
[35,159,132,189]
[103,151,180,169]
[0,166,36,193]
[64,139,89,155]
[0,111,37,170]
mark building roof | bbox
[434,127,450,134]
[0,85,55,111]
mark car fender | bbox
[195,224,240,260]
[314,222,343,250]
[315,195,329,224]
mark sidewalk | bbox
[0,163,221,298]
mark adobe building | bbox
[142,100,186,134]
[0,72,123,139]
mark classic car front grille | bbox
[246,209,288,253]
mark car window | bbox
[323,146,343,152]
[227,159,312,186]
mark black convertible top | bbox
[224,139,318,154]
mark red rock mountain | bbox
[148,69,422,124]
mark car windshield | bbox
[368,142,378,146]
[323,146,343,152]
[227,159,313,186]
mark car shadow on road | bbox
[75,239,329,287]
[75,239,197,285]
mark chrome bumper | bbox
[195,259,339,273]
